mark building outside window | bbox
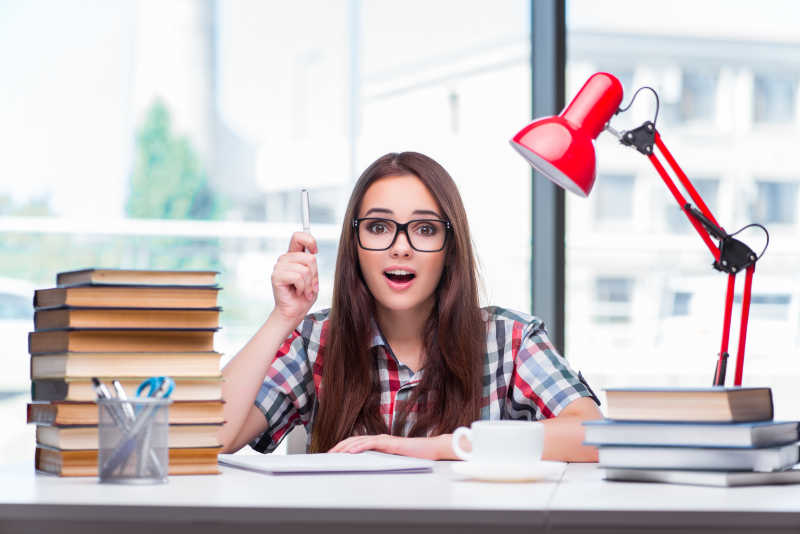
[754,73,798,124]
[593,174,635,223]
[593,277,634,324]
[566,0,800,419]
[752,180,798,225]
[0,0,530,463]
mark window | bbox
[679,69,718,123]
[593,277,633,324]
[735,293,792,321]
[567,1,800,416]
[0,0,530,463]
[593,174,634,223]
[754,74,798,124]
[672,292,692,316]
[752,181,798,224]
[657,68,717,126]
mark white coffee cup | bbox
[452,420,544,464]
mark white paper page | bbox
[218,451,434,474]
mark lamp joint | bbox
[714,236,758,275]
[619,121,656,155]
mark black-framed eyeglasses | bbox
[353,217,451,252]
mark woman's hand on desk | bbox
[329,434,456,460]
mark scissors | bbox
[136,376,175,399]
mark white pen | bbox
[301,189,311,234]
[301,189,311,254]
[112,379,136,422]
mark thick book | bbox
[584,419,799,448]
[597,442,800,472]
[28,328,217,354]
[32,377,223,402]
[604,387,773,422]
[36,423,222,449]
[34,285,220,310]
[30,351,222,379]
[34,307,221,330]
[35,445,221,476]
[218,451,434,475]
[603,467,800,487]
[27,400,225,425]
[57,269,218,287]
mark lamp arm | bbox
[614,122,760,387]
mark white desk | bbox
[1,462,800,534]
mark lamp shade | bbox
[510,72,624,196]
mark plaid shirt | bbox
[250,306,595,453]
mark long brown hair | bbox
[309,152,484,453]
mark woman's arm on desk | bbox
[218,232,319,453]
[329,397,603,461]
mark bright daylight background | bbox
[0,0,531,461]
[566,1,800,419]
[1,0,799,463]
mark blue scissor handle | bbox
[136,376,175,399]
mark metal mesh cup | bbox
[97,397,171,484]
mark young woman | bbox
[219,152,602,461]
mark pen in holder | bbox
[96,376,173,484]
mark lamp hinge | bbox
[619,121,655,155]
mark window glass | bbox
[594,277,633,324]
[754,74,798,124]
[593,174,634,223]
[0,0,530,462]
[752,181,798,224]
[567,0,800,420]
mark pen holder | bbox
[97,397,171,484]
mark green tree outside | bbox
[126,100,226,270]
[127,100,223,221]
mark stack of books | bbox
[585,387,800,487]
[27,268,225,476]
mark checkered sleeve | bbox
[509,318,595,420]
[249,318,317,454]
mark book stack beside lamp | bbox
[584,388,800,487]
[27,269,225,476]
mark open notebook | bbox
[218,451,435,475]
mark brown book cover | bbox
[35,445,222,476]
[32,377,223,402]
[34,285,220,310]
[36,423,223,450]
[28,329,217,354]
[57,269,218,287]
[27,400,225,425]
[35,307,221,330]
[604,387,774,422]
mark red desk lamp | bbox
[511,72,768,387]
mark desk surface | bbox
[2,461,800,534]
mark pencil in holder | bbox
[97,397,171,484]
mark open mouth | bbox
[384,270,416,283]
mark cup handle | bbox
[451,426,473,461]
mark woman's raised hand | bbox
[270,231,319,329]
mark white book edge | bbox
[604,467,800,487]
[218,451,434,474]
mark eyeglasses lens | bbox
[359,218,446,251]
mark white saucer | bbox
[451,460,566,482]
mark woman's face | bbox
[357,174,447,315]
